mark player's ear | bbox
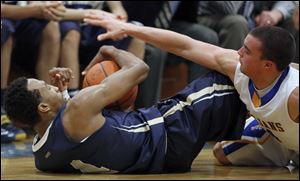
[264,60,273,69]
[38,103,50,113]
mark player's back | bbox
[32,106,166,173]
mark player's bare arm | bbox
[288,63,299,123]
[47,6,117,21]
[63,46,149,142]
[288,87,299,123]
[83,12,239,80]
[1,2,64,20]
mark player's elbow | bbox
[136,61,150,83]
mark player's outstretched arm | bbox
[63,46,149,142]
[83,12,239,79]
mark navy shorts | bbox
[2,18,49,72]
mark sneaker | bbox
[1,127,14,143]
[1,115,27,141]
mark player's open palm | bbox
[84,11,128,41]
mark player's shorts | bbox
[2,18,49,71]
[1,19,16,45]
[156,71,248,172]
[220,116,299,167]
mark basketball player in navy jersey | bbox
[83,13,299,168]
[4,45,247,173]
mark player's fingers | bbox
[84,12,103,20]
[83,18,105,27]
[97,33,111,41]
[82,52,104,75]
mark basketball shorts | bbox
[220,117,299,167]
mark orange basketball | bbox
[82,60,138,110]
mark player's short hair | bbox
[249,26,296,71]
[4,77,42,127]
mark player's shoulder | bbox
[217,49,239,81]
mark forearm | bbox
[107,1,123,13]
[60,8,85,21]
[124,24,222,66]
[1,4,42,19]
[106,1,127,21]
[124,23,194,58]
[123,23,238,78]
[73,46,149,112]
[61,9,114,21]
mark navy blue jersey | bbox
[32,71,247,173]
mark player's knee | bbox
[213,142,231,165]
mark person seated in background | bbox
[51,1,145,97]
[1,1,65,143]
[239,1,299,63]
[123,1,219,108]
[197,1,248,50]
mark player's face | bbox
[27,79,64,109]
[237,35,265,77]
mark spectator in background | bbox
[49,1,144,97]
[293,4,299,31]
[239,1,298,63]
[197,1,248,50]
[123,1,219,108]
[166,1,218,83]
[1,1,64,143]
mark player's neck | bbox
[34,116,54,138]
[252,71,282,90]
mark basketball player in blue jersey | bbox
[4,45,247,173]
[83,13,299,168]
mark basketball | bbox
[82,60,138,110]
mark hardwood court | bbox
[1,139,299,180]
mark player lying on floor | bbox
[4,46,247,173]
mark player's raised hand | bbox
[83,11,128,41]
[49,67,74,91]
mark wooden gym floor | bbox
[1,137,299,180]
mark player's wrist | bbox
[62,89,70,101]
[129,20,144,27]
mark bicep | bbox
[182,39,239,80]
[288,87,299,122]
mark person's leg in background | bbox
[59,21,81,97]
[35,21,61,84]
[167,20,219,83]
[135,44,166,108]
[1,19,14,115]
[218,15,249,50]
[1,19,28,143]
[1,19,17,143]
